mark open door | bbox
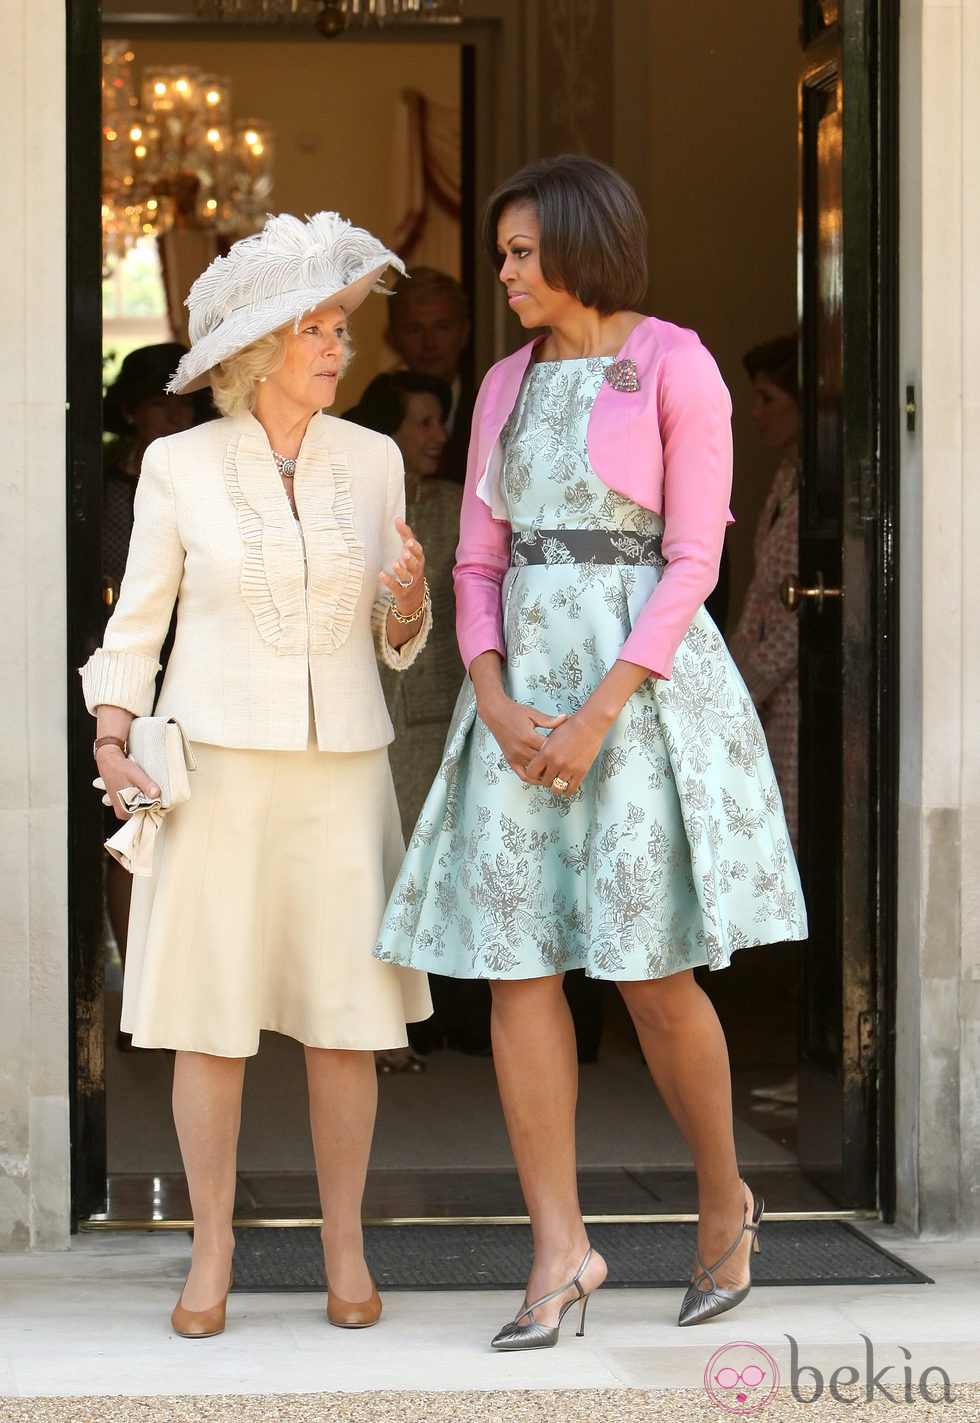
[792,0,898,1210]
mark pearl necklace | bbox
[271,450,297,478]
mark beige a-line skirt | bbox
[120,737,432,1056]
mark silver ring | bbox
[551,776,569,793]
[396,574,414,588]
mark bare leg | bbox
[306,1046,377,1302]
[171,1050,245,1310]
[490,977,607,1328]
[619,971,753,1289]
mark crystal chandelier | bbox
[194,0,462,32]
[102,40,274,258]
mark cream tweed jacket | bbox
[81,411,431,752]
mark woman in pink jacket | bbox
[376,157,807,1345]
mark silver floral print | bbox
[375,358,807,981]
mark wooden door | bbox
[793,0,898,1210]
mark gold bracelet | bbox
[389,577,430,625]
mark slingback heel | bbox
[677,1186,764,1327]
[491,1247,598,1351]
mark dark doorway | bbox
[69,1,898,1226]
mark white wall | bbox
[897,0,980,1233]
[0,0,70,1250]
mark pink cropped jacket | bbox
[453,314,734,681]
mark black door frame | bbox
[67,0,111,1222]
[869,0,900,1223]
[796,0,899,1217]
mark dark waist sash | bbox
[511,527,665,568]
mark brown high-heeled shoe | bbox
[171,1269,234,1339]
[326,1275,382,1328]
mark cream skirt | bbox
[121,738,432,1056]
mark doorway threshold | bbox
[81,1166,875,1229]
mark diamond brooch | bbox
[603,358,640,393]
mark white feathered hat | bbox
[167,211,405,393]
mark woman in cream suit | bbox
[82,212,432,1338]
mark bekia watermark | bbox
[704,1335,954,1414]
[787,1335,954,1405]
[704,1342,780,1414]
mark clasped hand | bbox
[478,690,607,796]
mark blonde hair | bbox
[210,329,289,417]
[209,319,356,417]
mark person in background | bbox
[345,371,492,1066]
[102,343,213,1048]
[728,334,802,1113]
[102,342,212,602]
[376,156,807,1348]
[384,267,475,484]
[83,212,432,1339]
[727,334,800,851]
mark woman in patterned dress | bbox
[728,335,801,850]
[375,157,807,1346]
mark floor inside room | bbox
[100,937,830,1222]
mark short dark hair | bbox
[480,155,648,315]
[388,267,469,326]
[343,371,452,437]
[742,335,799,401]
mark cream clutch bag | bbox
[126,715,197,810]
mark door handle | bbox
[780,572,842,613]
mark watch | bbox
[93,735,127,759]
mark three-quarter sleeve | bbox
[80,438,186,715]
[619,341,733,678]
[453,378,510,673]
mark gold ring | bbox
[551,776,569,793]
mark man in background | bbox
[385,266,474,483]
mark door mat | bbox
[229,1220,931,1291]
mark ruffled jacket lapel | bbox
[224,414,365,656]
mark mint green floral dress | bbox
[375,358,807,980]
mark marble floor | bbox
[0,1227,976,1401]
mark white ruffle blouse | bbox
[81,411,430,752]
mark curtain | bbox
[390,88,461,276]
